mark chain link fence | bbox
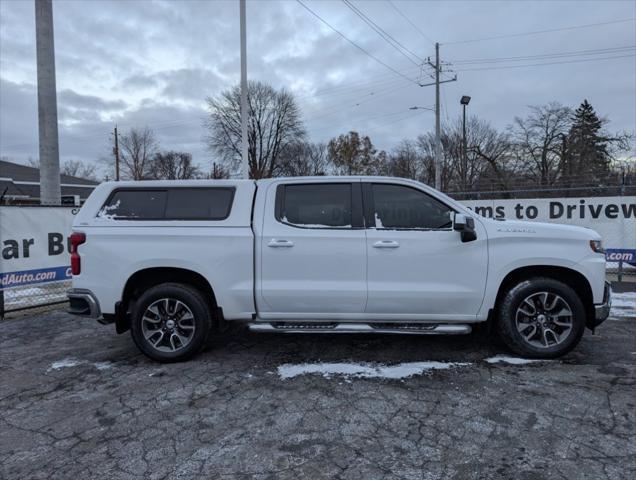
[1,281,70,318]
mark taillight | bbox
[69,232,86,275]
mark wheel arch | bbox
[116,267,219,334]
[493,265,594,327]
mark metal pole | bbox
[114,125,120,181]
[462,103,467,175]
[35,0,61,205]
[434,42,441,191]
[239,0,249,179]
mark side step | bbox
[248,322,472,335]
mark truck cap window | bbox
[278,183,352,228]
[372,184,453,230]
[99,187,234,220]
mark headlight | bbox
[589,240,605,254]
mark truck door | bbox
[258,181,367,317]
[363,181,488,320]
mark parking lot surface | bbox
[1,308,635,480]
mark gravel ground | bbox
[1,307,635,480]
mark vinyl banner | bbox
[0,207,77,290]
[461,196,636,249]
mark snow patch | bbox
[48,358,114,371]
[484,355,545,365]
[48,358,82,370]
[610,291,636,319]
[93,362,113,370]
[96,199,120,219]
[277,361,471,380]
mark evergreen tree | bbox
[564,100,610,185]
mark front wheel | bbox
[497,277,586,359]
[130,283,212,363]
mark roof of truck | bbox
[98,176,416,188]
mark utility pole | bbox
[113,125,120,181]
[424,42,456,191]
[35,0,61,205]
[434,42,441,191]
[239,0,249,179]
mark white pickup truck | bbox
[68,176,611,362]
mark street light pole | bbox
[460,95,471,183]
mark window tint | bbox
[165,188,234,220]
[99,188,234,220]
[99,190,167,219]
[372,184,453,229]
[279,183,352,228]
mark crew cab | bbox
[67,177,611,362]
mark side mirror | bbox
[453,213,477,243]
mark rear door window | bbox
[99,188,234,220]
[277,183,353,228]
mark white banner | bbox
[0,206,77,289]
[461,196,635,249]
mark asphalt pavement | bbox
[1,308,635,480]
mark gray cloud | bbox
[1,0,634,175]
[59,89,127,111]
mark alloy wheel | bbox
[141,298,196,353]
[515,291,573,349]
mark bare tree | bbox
[61,159,97,180]
[511,102,572,187]
[118,127,158,180]
[277,141,330,176]
[386,139,424,180]
[205,81,305,179]
[416,133,453,190]
[149,151,200,180]
[210,162,230,179]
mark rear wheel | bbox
[130,283,212,363]
[497,277,585,359]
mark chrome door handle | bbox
[373,240,400,248]
[268,239,294,248]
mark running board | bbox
[248,322,472,335]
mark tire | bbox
[496,277,586,359]
[130,283,212,363]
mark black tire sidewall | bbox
[498,277,586,358]
[130,283,211,363]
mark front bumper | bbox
[589,281,611,329]
[67,288,102,320]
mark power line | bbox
[295,65,421,100]
[455,53,636,72]
[451,45,636,65]
[341,0,424,65]
[303,82,419,120]
[386,0,435,46]
[295,0,420,85]
[444,17,636,45]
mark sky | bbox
[0,0,635,177]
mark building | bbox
[0,159,99,205]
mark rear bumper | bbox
[67,289,102,320]
[589,281,611,329]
